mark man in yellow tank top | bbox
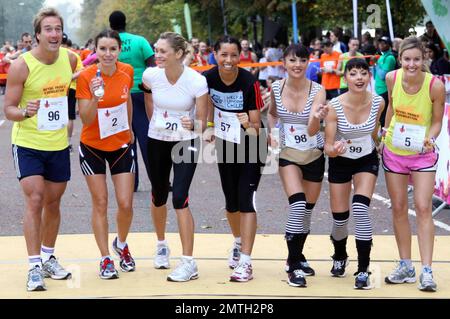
[3,8,78,292]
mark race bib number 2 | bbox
[98,102,129,139]
[37,97,69,131]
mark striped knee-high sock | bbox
[285,193,307,265]
[353,194,373,272]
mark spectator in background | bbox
[319,39,341,100]
[420,20,444,52]
[307,49,321,83]
[109,10,156,192]
[330,28,347,54]
[266,40,284,80]
[425,43,440,72]
[195,41,210,66]
[374,36,397,127]
[190,37,200,55]
[361,32,377,61]
[432,49,450,76]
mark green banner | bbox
[421,0,450,51]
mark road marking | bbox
[324,172,450,232]
[0,120,5,127]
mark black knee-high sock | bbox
[285,193,307,265]
[356,239,372,272]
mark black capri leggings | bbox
[147,137,199,209]
[218,162,263,213]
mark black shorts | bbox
[79,142,135,176]
[328,150,379,184]
[279,153,325,183]
[68,88,76,120]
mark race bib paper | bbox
[341,135,372,159]
[37,97,68,131]
[283,123,317,150]
[98,102,129,139]
[214,109,241,144]
[154,108,190,133]
[392,122,426,152]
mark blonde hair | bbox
[34,8,64,37]
[399,36,430,72]
[159,32,188,58]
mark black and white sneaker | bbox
[354,271,372,290]
[285,260,315,276]
[330,257,349,277]
[287,269,307,287]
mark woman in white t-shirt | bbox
[141,32,208,282]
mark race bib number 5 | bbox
[392,122,426,152]
[37,97,69,131]
[98,102,129,139]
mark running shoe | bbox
[27,266,46,292]
[154,244,171,269]
[112,237,136,272]
[230,262,253,282]
[167,258,199,282]
[385,261,416,284]
[228,243,241,269]
[42,256,72,280]
[99,257,119,280]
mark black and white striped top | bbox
[330,94,382,151]
[272,80,324,148]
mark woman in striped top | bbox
[324,58,384,289]
[267,43,327,288]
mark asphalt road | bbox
[1,95,449,237]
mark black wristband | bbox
[138,83,152,93]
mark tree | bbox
[0,0,45,44]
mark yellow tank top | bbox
[385,68,433,156]
[12,48,73,151]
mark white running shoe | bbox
[154,244,171,269]
[167,258,199,282]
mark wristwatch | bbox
[22,108,30,118]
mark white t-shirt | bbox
[266,47,284,78]
[142,66,208,141]
[258,57,268,81]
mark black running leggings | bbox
[147,137,199,209]
[218,162,262,213]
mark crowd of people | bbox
[1,7,448,294]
